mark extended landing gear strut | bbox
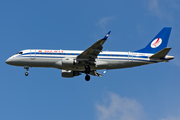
[24,66,29,76]
[85,65,91,81]
[85,65,90,74]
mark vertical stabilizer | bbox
[135,27,172,53]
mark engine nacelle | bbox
[61,58,77,65]
[61,70,80,78]
[55,58,78,68]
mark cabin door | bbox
[30,49,36,60]
[128,51,133,62]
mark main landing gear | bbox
[24,66,29,76]
[85,65,91,81]
[85,74,90,81]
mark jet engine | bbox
[55,58,78,68]
[61,70,80,78]
[61,58,79,65]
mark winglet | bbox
[102,31,111,40]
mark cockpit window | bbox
[18,52,23,54]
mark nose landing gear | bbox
[24,66,29,76]
[25,72,29,76]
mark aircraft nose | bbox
[5,58,12,64]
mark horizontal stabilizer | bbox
[150,47,172,59]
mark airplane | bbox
[6,27,174,81]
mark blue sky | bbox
[1,0,180,120]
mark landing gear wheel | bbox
[25,72,29,76]
[85,75,90,81]
[24,66,29,76]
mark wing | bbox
[77,31,111,62]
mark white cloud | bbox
[160,116,180,120]
[147,0,168,19]
[95,92,144,120]
[146,0,180,21]
[95,92,180,120]
[96,16,115,30]
[148,0,161,16]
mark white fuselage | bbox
[5,28,174,80]
[6,49,173,71]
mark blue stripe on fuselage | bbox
[22,52,148,59]
[19,52,150,62]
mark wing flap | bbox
[89,70,102,77]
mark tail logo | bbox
[151,38,162,48]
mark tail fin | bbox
[135,27,172,53]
